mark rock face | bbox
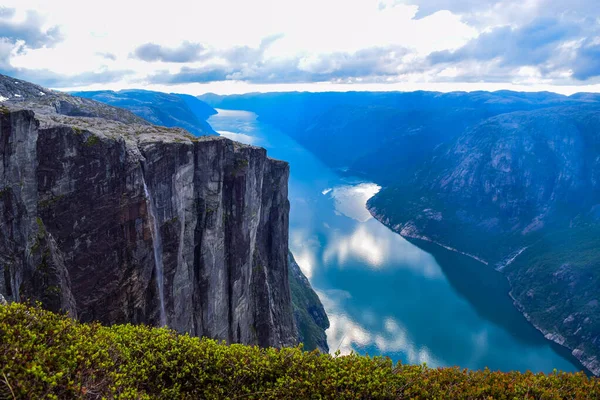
[0,74,297,348]
[288,251,329,353]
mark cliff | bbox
[0,74,297,348]
[288,251,330,353]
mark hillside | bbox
[2,303,598,399]
[203,91,600,375]
[199,91,588,183]
[367,105,600,374]
[74,89,216,135]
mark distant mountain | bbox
[199,91,584,183]
[75,90,216,135]
[201,91,600,375]
[0,75,147,125]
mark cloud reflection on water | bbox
[322,223,442,278]
[326,182,381,222]
[217,130,260,145]
[320,288,441,367]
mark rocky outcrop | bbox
[0,75,297,348]
[288,251,329,352]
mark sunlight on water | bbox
[321,288,440,367]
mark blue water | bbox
[209,109,586,374]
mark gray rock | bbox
[0,74,297,348]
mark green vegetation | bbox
[84,135,100,147]
[38,194,65,209]
[506,224,600,368]
[1,303,599,399]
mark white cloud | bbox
[1,0,599,92]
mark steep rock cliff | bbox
[288,251,329,353]
[0,75,297,348]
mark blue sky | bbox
[0,0,599,94]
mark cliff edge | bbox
[0,74,297,348]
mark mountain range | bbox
[74,89,217,136]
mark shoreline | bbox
[367,205,599,377]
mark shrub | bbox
[1,303,598,399]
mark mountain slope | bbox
[200,91,586,183]
[289,251,329,353]
[2,303,598,399]
[367,105,600,374]
[74,89,216,135]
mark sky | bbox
[1,0,600,94]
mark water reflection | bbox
[322,222,442,277]
[321,288,440,366]
[326,183,381,222]
[208,109,587,375]
[217,130,261,145]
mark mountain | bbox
[202,91,600,375]
[368,105,600,374]
[199,91,583,183]
[0,74,300,348]
[74,89,217,136]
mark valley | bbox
[201,92,600,375]
[207,107,588,374]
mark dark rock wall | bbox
[0,109,297,348]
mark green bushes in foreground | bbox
[0,303,598,399]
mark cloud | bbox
[132,41,208,63]
[0,64,133,88]
[572,39,600,80]
[148,66,230,84]
[2,0,600,91]
[429,18,580,67]
[394,0,504,18]
[0,8,63,48]
[427,17,600,82]
[133,34,284,66]
[97,52,117,61]
[146,45,413,84]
